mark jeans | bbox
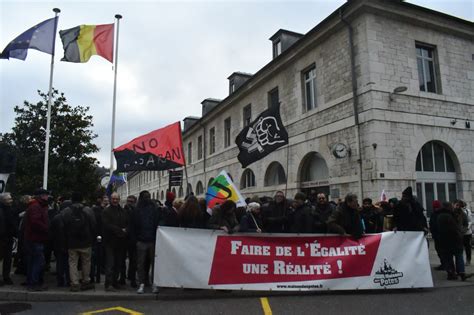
[55,251,70,286]
[442,248,465,275]
[90,242,104,283]
[25,241,45,286]
[104,245,125,287]
[2,237,13,280]
[136,241,155,284]
[463,234,472,263]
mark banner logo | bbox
[373,259,404,286]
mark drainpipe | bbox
[340,9,364,198]
[199,121,207,186]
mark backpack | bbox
[69,206,90,241]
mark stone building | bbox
[118,0,474,214]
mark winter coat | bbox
[102,204,129,248]
[49,212,67,252]
[288,204,313,234]
[62,203,96,249]
[312,203,335,233]
[161,205,179,227]
[360,206,383,233]
[327,203,363,239]
[263,201,290,233]
[131,202,160,242]
[91,204,104,238]
[24,198,49,243]
[240,212,263,233]
[437,208,463,251]
[393,198,427,232]
[207,212,239,232]
[0,204,16,239]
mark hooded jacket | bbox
[24,198,49,242]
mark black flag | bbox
[235,105,288,168]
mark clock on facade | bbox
[332,143,348,158]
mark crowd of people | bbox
[0,185,471,294]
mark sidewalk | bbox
[0,244,471,302]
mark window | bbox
[209,127,216,154]
[416,142,455,173]
[187,142,192,164]
[416,43,439,93]
[224,117,231,148]
[273,40,282,58]
[243,104,252,127]
[198,135,203,160]
[240,169,256,189]
[229,79,235,94]
[303,65,317,111]
[268,87,279,108]
[196,181,204,195]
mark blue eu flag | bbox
[0,17,58,60]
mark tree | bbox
[0,89,101,201]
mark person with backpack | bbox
[62,192,96,291]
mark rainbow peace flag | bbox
[206,171,246,213]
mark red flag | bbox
[113,122,185,172]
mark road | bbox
[0,284,472,315]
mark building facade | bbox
[118,0,474,214]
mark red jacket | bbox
[24,198,49,242]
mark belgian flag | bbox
[59,24,114,63]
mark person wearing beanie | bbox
[430,200,444,270]
[393,186,428,232]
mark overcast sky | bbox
[1,0,472,169]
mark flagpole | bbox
[284,143,290,197]
[109,14,122,177]
[42,8,60,190]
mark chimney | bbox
[269,29,303,59]
[228,72,253,95]
[183,116,200,132]
[201,98,221,116]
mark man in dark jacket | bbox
[102,192,129,291]
[121,195,137,288]
[161,191,178,226]
[62,192,96,291]
[393,186,428,233]
[0,193,17,285]
[437,202,472,281]
[327,193,363,239]
[263,191,289,233]
[90,194,108,284]
[361,198,383,233]
[131,191,160,294]
[49,200,71,287]
[24,188,49,291]
[312,193,335,233]
[288,193,312,234]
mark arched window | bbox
[264,162,286,186]
[186,183,193,196]
[196,181,204,195]
[299,152,329,182]
[152,192,155,199]
[415,141,458,216]
[178,186,184,198]
[172,187,176,196]
[160,191,164,201]
[240,169,256,189]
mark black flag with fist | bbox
[235,105,288,168]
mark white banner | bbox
[154,227,433,291]
[0,174,9,193]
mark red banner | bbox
[113,121,185,172]
[208,235,382,285]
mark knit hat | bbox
[247,202,261,212]
[166,191,176,202]
[432,200,441,210]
